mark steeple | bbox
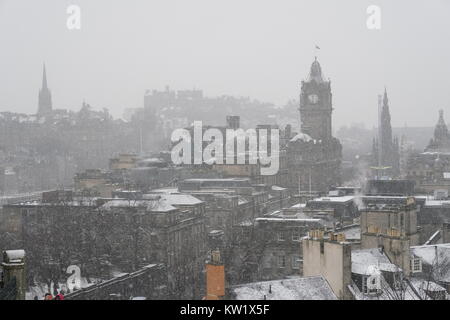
[380,88,392,144]
[38,63,53,116]
[376,87,399,177]
[383,87,388,107]
[42,63,48,90]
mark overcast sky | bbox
[0,0,449,128]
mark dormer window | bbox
[410,257,422,273]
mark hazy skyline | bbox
[0,0,449,128]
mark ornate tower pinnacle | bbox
[376,88,400,177]
[299,57,333,141]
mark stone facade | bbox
[406,110,450,194]
[0,192,206,299]
[360,196,420,276]
[302,237,353,300]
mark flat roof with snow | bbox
[230,276,337,300]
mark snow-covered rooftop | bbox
[352,248,400,275]
[310,195,355,203]
[255,217,322,223]
[409,278,447,294]
[290,203,306,209]
[410,244,450,283]
[143,193,203,206]
[100,199,177,212]
[423,199,450,207]
[231,276,337,300]
[411,243,450,265]
[289,133,314,143]
[3,249,25,264]
[148,187,179,194]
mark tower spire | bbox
[376,87,399,177]
[383,87,388,106]
[42,63,48,90]
[38,63,53,116]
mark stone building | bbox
[405,110,450,194]
[173,116,289,188]
[303,195,359,224]
[302,234,353,300]
[0,190,207,299]
[252,213,323,280]
[360,196,420,276]
[286,58,342,193]
[99,196,206,299]
[427,110,450,152]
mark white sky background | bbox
[0,0,449,128]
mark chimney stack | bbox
[204,250,225,300]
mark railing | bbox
[0,277,17,300]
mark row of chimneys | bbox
[308,229,346,242]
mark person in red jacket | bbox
[54,293,65,300]
[44,293,53,300]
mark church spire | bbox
[383,87,389,107]
[377,87,399,177]
[42,63,48,90]
[38,63,53,116]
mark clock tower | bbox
[287,57,342,193]
[299,57,333,142]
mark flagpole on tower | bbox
[314,45,320,60]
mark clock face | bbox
[308,94,319,104]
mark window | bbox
[292,255,301,269]
[410,257,422,273]
[277,232,285,241]
[362,275,380,295]
[278,255,286,268]
[292,230,301,242]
